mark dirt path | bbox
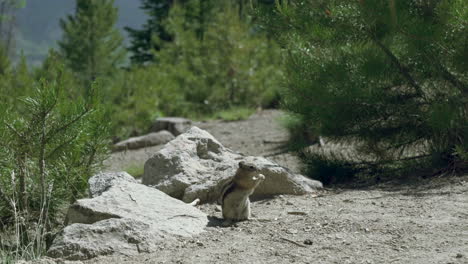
[94,110,467,264]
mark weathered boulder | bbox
[150,117,192,136]
[88,171,137,198]
[49,172,208,260]
[142,127,323,203]
[48,219,164,261]
[16,257,83,264]
[113,130,175,151]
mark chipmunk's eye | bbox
[250,166,254,169]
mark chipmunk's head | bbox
[235,161,265,189]
[238,161,258,172]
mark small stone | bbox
[113,131,175,151]
[151,117,192,136]
[456,253,463,258]
[303,239,313,245]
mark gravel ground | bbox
[61,110,468,264]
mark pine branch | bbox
[46,134,80,160]
[436,61,468,95]
[3,121,25,142]
[45,108,90,143]
[370,36,425,99]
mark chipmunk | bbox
[220,161,265,223]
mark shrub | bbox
[0,64,109,260]
[261,0,468,182]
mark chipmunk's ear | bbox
[238,161,245,167]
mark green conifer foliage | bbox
[125,0,176,64]
[0,59,109,256]
[58,0,126,88]
[262,0,467,179]
[152,0,283,116]
[0,42,10,75]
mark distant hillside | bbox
[15,0,147,66]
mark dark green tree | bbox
[126,0,220,64]
[150,0,283,115]
[0,0,26,70]
[125,0,174,64]
[261,0,467,181]
[59,0,126,88]
[0,42,10,75]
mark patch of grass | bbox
[214,107,255,121]
[124,163,145,178]
[1,228,45,264]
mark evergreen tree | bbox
[261,0,467,181]
[0,0,25,59]
[125,0,174,64]
[126,0,218,64]
[0,60,109,255]
[0,42,10,75]
[151,0,283,115]
[59,0,125,88]
[0,0,26,70]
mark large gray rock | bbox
[49,173,208,260]
[142,127,322,203]
[150,117,192,136]
[113,131,175,151]
[48,219,164,261]
[88,171,137,198]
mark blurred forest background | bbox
[0,0,466,261]
[15,0,146,66]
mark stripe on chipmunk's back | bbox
[221,181,237,206]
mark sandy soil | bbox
[79,110,468,264]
